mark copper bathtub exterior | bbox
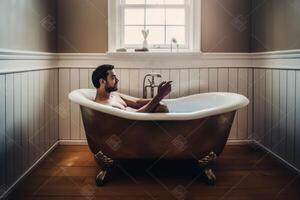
[81,105,236,160]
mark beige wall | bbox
[3,0,299,53]
[201,0,251,52]
[0,0,57,52]
[251,0,300,52]
[57,0,251,53]
[57,0,108,53]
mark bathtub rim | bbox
[68,89,249,121]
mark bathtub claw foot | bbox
[94,151,114,170]
[203,168,216,185]
[198,152,217,167]
[95,170,108,186]
[94,151,114,186]
[198,152,217,185]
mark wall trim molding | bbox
[251,49,300,59]
[57,49,300,60]
[0,49,57,60]
[0,66,58,75]
[57,50,300,69]
[0,141,59,200]
[1,48,300,73]
[58,52,253,69]
[0,49,58,73]
[1,48,299,60]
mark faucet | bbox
[142,73,162,98]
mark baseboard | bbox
[226,139,252,145]
[58,139,251,146]
[253,141,300,174]
[0,141,59,200]
[59,140,88,145]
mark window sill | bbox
[107,50,202,59]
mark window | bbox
[108,0,200,52]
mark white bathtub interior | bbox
[69,89,249,121]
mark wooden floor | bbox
[10,145,300,200]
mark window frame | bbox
[108,0,201,52]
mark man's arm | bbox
[119,93,151,109]
[136,81,172,113]
[119,93,168,113]
[119,81,172,113]
[135,94,164,113]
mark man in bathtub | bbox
[92,64,171,113]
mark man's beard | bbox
[105,84,118,92]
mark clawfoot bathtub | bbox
[69,89,249,186]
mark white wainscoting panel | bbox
[253,68,300,171]
[0,69,59,197]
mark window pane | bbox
[166,8,185,25]
[125,0,145,4]
[146,0,164,5]
[165,0,185,4]
[124,26,144,44]
[146,26,165,44]
[125,8,144,25]
[146,8,165,25]
[166,26,185,44]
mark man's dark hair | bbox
[92,64,114,88]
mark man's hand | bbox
[157,81,172,98]
[135,81,172,113]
